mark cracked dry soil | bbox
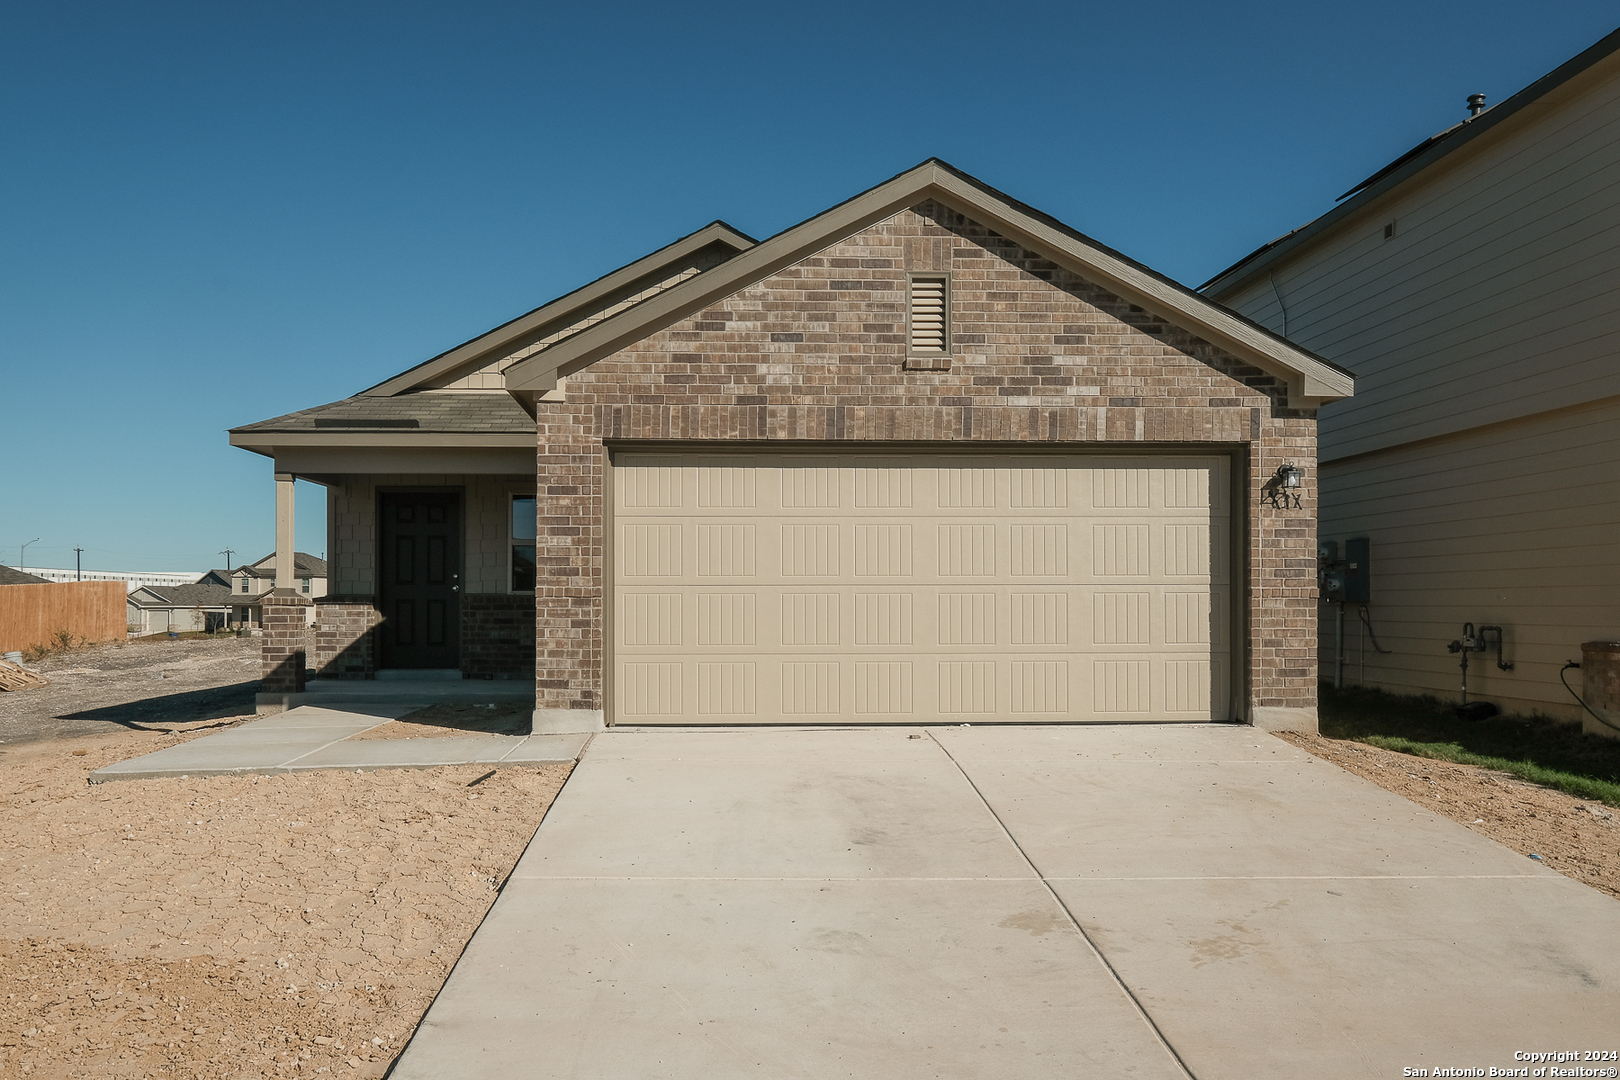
[1,730,569,1079]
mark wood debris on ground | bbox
[0,658,48,692]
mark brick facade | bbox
[311,598,381,679]
[462,593,538,680]
[532,202,1320,728]
[261,596,312,694]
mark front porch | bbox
[229,444,538,713]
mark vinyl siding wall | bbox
[1319,396,1620,720]
[1219,57,1620,461]
[1215,55,1620,721]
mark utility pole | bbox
[20,538,38,570]
[219,548,235,572]
[74,547,84,581]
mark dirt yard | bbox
[1279,731,1620,901]
[4,639,1616,1075]
[0,635,259,747]
[0,728,569,1079]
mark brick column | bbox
[261,595,312,697]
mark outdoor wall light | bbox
[1264,464,1305,509]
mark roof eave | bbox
[1201,26,1620,298]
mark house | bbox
[231,159,1352,732]
[207,553,328,629]
[127,583,234,635]
[1202,29,1620,735]
[0,566,51,586]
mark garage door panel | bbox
[614,453,1231,725]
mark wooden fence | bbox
[0,580,128,654]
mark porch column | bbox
[275,472,296,590]
[259,470,310,709]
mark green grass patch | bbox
[1320,684,1620,809]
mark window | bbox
[300,578,310,594]
[511,494,537,592]
[908,276,949,353]
[239,578,250,593]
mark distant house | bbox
[221,552,328,629]
[1202,29,1620,732]
[0,566,51,586]
[126,583,234,635]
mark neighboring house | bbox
[216,553,328,628]
[1202,29,1620,733]
[0,566,51,586]
[231,159,1352,732]
[127,583,233,635]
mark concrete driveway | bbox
[393,725,1620,1079]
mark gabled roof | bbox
[360,220,757,398]
[244,552,327,576]
[0,565,50,585]
[1200,27,1620,297]
[504,158,1354,406]
[129,583,234,608]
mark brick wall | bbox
[311,598,380,679]
[461,593,537,680]
[533,202,1320,725]
[261,597,312,694]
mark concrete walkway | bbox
[90,705,591,781]
[393,724,1620,1080]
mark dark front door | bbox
[379,491,461,669]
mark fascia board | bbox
[507,161,1352,402]
[229,431,533,459]
[362,222,757,398]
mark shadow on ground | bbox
[1321,684,1620,784]
[58,681,259,730]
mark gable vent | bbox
[909,277,948,353]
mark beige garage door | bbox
[612,453,1230,724]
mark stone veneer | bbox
[530,202,1321,730]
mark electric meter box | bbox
[1344,537,1371,603]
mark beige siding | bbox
[1318,396,1620,719]
[327,474,533,595]
[1218,58,1620,461]
[614,452,1231,725]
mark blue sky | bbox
[1,1,1613,573]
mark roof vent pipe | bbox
[1467,93,1487,117]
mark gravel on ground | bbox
[1278,730,1620,901]
[0,636,259,747]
